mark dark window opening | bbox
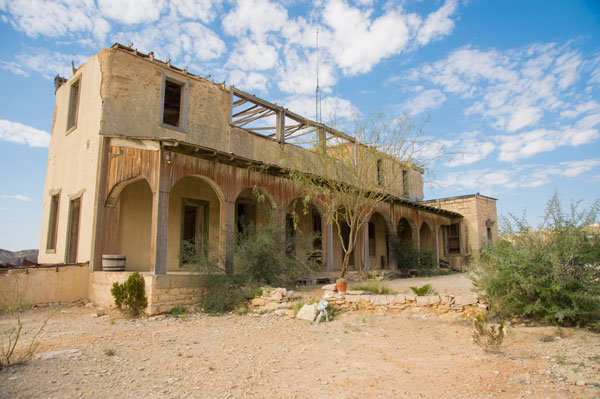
[181,199,209,264]
[448,223,460,254]
[67,79,80,131]
[46,194,60,251]
[402,170,409,196]
[163,80,182,127]
[312,211,322,250]
[487,226,492,241]
[235,198,256,238]
[286,213,295,255]
[368,222,376,254]
[66,197,81,264]
[376,159,384,187]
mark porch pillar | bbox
[389,231,398,270]
[151,148,170,275]
[224,200,236,274]
[435,227,440,267]
[325,222,334,272]
[363,223,370,271]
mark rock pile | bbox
[321,285,485,315]
[250,287,299,317]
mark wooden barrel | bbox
[102,255,126,271]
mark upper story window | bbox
[66,78,81,132]
[376,159,384,187]
[159,72,189,132]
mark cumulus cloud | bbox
[0,120,51,148]
[229,70,269,93]
[98,0,165,25]
[222,0,288,38]
[416,0,457,46]
[408,43,587,133]
[403,88,446,115]
[227,39,279,71]
[445,131,495,167]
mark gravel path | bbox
[2,292,599,398]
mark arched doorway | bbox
[286,198,324,267]
[419,222,434,251]
[115,178,153,271]
[168,176,223,270]
[368,213,391,270]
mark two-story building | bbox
[38,43,497,313]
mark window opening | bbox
[46,194,60,251]
[66,79,80,131]
[163,80,183,127]
[447,223,460,254]
[368,222,376,254]
[402,170,409,196]
[376,159,384,187]
[312,211,322,250]
[180,199,209,265]
[487,227,492,240]
[65,197,81,264]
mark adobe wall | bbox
[38,54,104,265]
[0,265,89,308]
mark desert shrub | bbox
[234,222,320,287]
[471,193,600,328]
[409,283,436,296]
[473,312,505,353]
[1,282,53,370]
[353,278,396,295]
[111,272,148,316]
[183,221,319,314]
[394,238,436,274]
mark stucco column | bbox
[150,150,170,275]
[325,222,334,272]
[224,200,236,274]
[389,231,398,270]
[363,223,370,272]
[435,227,440,268]
[150,189,169,274]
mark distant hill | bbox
[0,249,39,266]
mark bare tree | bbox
[282,110,439,279]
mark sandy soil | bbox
[1,276,599,399]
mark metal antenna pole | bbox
[316,27,321,124]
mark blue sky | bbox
[0,0,599,251]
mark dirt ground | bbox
[1,275,599,399]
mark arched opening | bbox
[397,217,414,242]
[286,198,323,267]
[117,179,153,271]
[235,187,275,236]
[368,213,391,270]
[420,222,434,251]
[168,176,222,270]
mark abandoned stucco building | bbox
[37,44,497,313]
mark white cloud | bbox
[495,122,600,162]
[98,0,165,25]
[416,0,457,46]
[0,120,51,148]
[445,131,495,167]
[229,70,268,93]
[222,0,288,38]
[408,43,588,133]
[2,0,110,42]
[0,194,31,201]
[276,47,337,95]
[227,39,279,71]
[560,101,600,119]
[403,89,446,115]
[5,50,90,80]
[322,0,414,75]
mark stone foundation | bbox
[89,271,201,314]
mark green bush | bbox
[394,238,436,274]
[183,221,320,314]
[409,283,436,296]
[110,272,148,316]
[471,193,600,328]
[473,312,505,353]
